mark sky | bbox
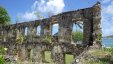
[0,0,113,36]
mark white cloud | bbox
[102,1,113,36]
[19,0,65,21]
[102,0,111,3]
[103,1,113,14]
[33,0,65,15]
[22,11,37,21]
[53,24,58,27]
[18,11,38,21]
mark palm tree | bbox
[74,21,83,31]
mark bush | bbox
[0,55,6,64]
[102,47,113,55]
[0,47,6,64]
[72,31,83,42]
[76,48,113,64]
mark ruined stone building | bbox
[0,2,101,64]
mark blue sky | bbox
[0,0,113,36]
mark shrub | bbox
[72,31,83,42]
[0,47,6,64]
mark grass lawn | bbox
[65,54,74,64]
[45,51,51,63]
[45,51,74,64]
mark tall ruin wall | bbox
[0,2,101,64]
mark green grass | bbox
[45,51,51,63]
[44,47,113,64]
[82,48,113,64]
[102,47,113,55]
[65,54,74,64]
[44,51,74,64]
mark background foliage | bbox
[72,31,83,42]
[0,6,10,25]
[0,47,6,64]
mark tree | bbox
[72,31,83,43]
[0,6,10,25]
[74,21,83,31]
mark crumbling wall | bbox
[0,2,101,64]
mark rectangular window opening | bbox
[52,24,59,42]
[65,54,74,64]
[42,51,51,63]
[72,21,83,44]
[37,26,41,36]
[25,27,28,36]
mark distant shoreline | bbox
[102,44,113,48]
[102,45,112,48]
[102,35,113,39]
[105,47,112,48]
[102,37,113,39]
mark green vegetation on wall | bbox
[42,35,52,43]
[97,32,102,42]
[15,29,26,44]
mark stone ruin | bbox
[0,2,101,64]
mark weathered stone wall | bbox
[0,2,101,64]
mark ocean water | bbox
[102,38,113,47]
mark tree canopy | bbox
[72,31,83,42]
[0,6,10,25]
